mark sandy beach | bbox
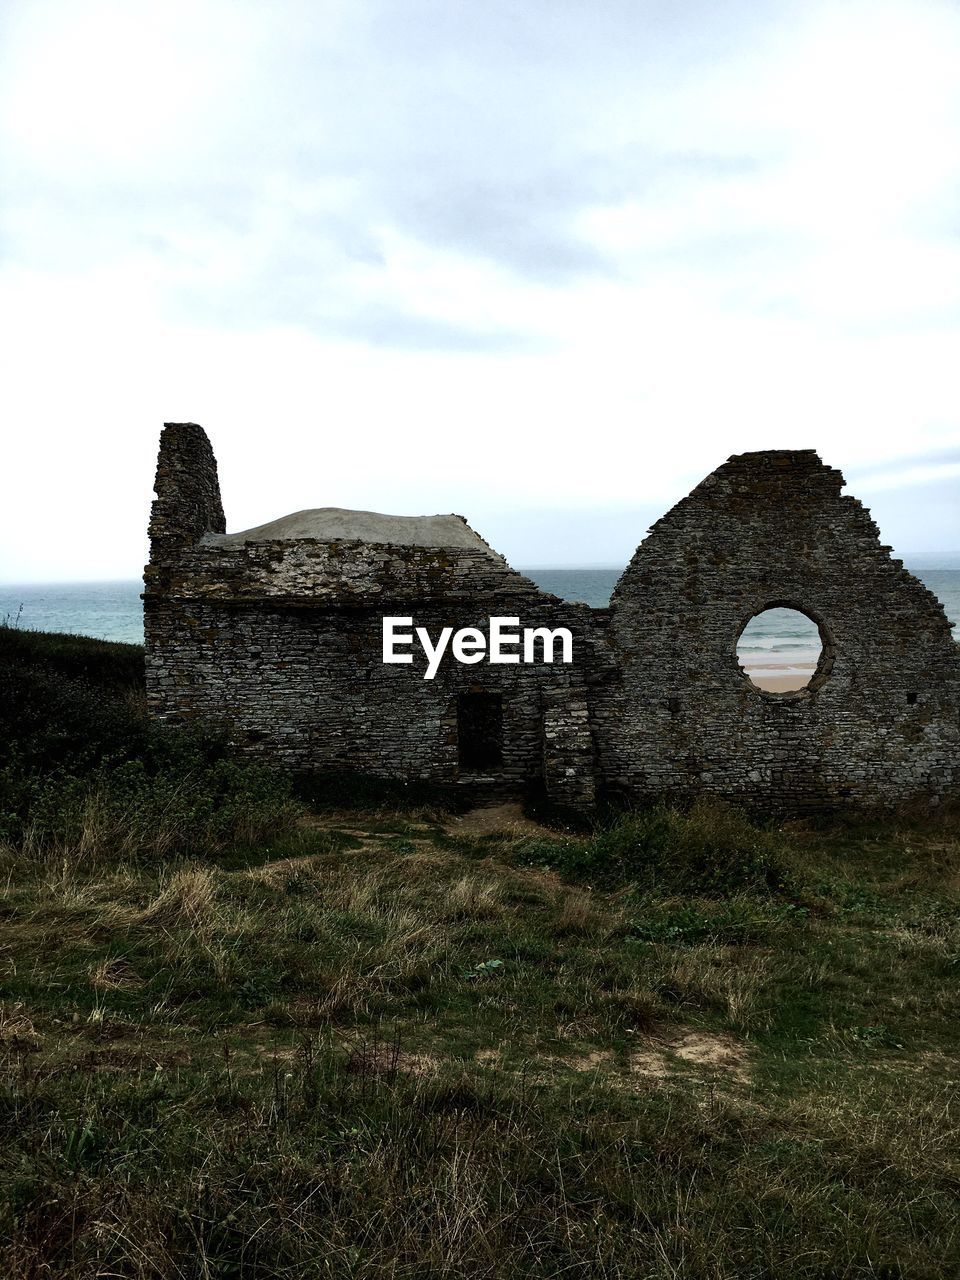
[742,661,817,693]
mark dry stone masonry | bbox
[144,425,960,815]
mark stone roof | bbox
[204,507,504,558]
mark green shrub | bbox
[0,624,144,691]
[517,800,789,896]
[627,897,809,945]
[7,755,297,861]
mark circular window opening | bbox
[736,606,824,693]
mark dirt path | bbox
[445,801,553,839]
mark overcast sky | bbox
[2,0,960,580]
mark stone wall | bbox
[542,687,598,812]
[144,427,960,814]
[144,594,609,788]
[144,423,611,793]
[598,450,960,812]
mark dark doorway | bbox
[457,692,503,769]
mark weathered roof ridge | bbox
[204,507,506,559]
[728,448,822,461]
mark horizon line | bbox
[4,550,960,588]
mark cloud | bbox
[1,0,960,579]
[848,448,960,488]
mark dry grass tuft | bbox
[88,957,143,990]
[0,1002,41,1051]
[651,945,775,1032]
[551,887,623,938]
[443,875,505,921]
[135,866,221,930]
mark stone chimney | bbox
[148,422,226,558]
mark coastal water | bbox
[3,564,960,665]
[733,607,822,676]
[1,581,147,646]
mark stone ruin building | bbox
[144,422,960,815]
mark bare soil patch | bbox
[631,1028,752,1084]
[448,802,552,838]
[344,1042,441,1078]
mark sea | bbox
[2,561,960,673]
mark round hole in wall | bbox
[735,605,828,695]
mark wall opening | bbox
[736,606,825,694]
[457,692,503,769]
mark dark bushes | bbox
[0,626,297,859]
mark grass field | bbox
[1,626,958,1278]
